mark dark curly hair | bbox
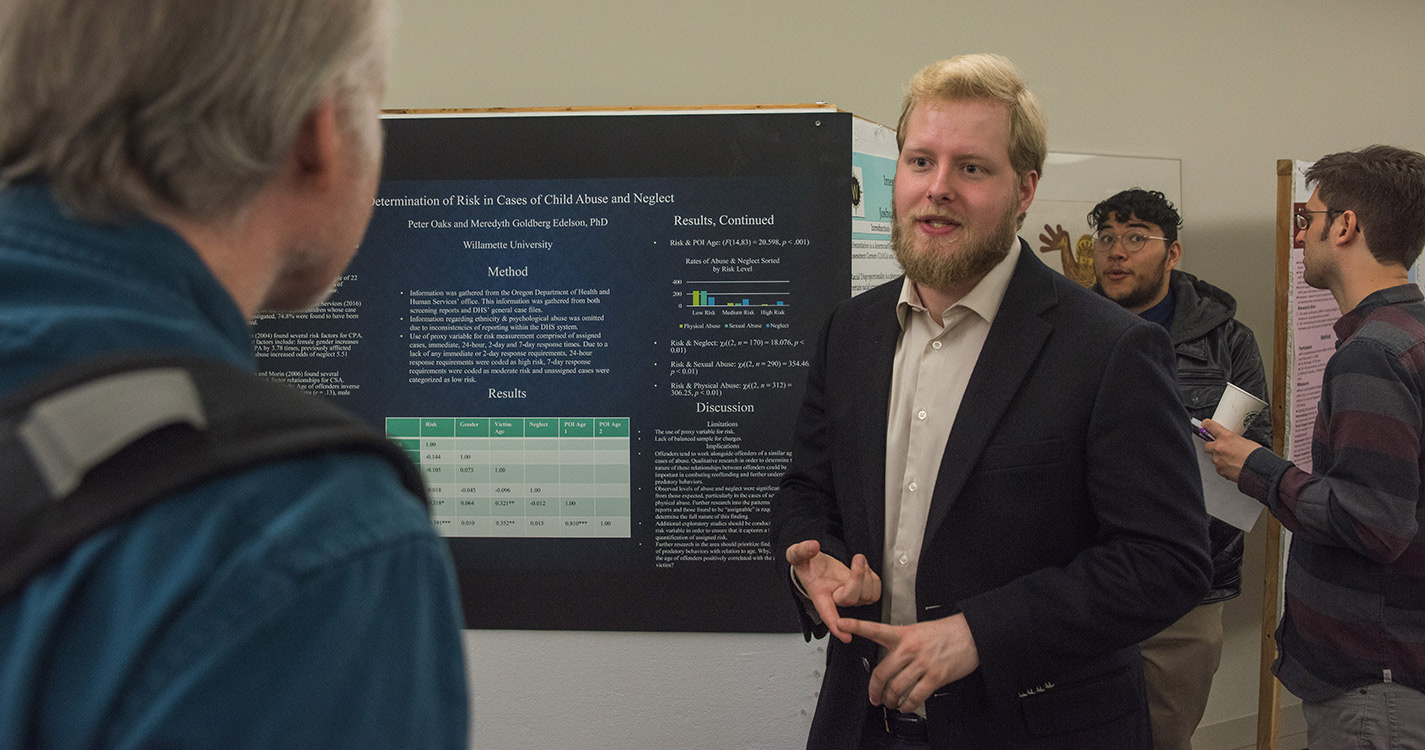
[1087,188,1182,243]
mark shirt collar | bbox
[0,182,254,364]
[1138,286,1177,332]
[1334,283,1425,342]
[896,238,1021,330]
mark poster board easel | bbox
[1256,160,1295,750]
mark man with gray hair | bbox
[772,53,1208,749]
[0,1,468,747]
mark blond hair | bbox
[896,53,1047,180]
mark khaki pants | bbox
[1139,602,1225,750]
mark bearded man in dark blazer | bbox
[771,53,1211,750]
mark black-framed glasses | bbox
[1091,232,1170,255]
[1294,207,1342,231]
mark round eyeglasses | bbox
[1091,232,1169,255]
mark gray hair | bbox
[0,0,392,223]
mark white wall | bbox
[389,2,1425,747]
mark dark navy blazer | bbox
[772,241,1211,749]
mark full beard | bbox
[892,201,1019,293]
[1105,255,1171,311]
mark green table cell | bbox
[454,447,488,461]
[452,518,491,535]
[597,497,631,516]
[456,497,490,515]
[456,418,490,437]
[596,437,631,453]
[598,518,631,536]
[524,418,559,438]
[454,464,489,481]
[525,464,560,483]
[490,519,522,534]
[523,445,561,462]
[422,464,454,484]
[386,418,422,437]
[595,464,631,483]
[523,483,554,499]
[489,464,524,481]
[594,418,629,437]
[524,497,558,516]
[489,418,524,437]
[560,419,594,437]
[456,484,490,499]
[561,497,596,516]
[420,418,455,437]
[560,465,596,483]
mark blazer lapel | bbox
[853,285,902,571]
[924,242,1056,535]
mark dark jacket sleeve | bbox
[958,319,1212,700]
[1229,320,1273,451]
[770,303,850,641]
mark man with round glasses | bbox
[1087,188,1271,750]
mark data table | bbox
[386,417,631,537]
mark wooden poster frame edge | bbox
[1255,160,1294,750]
[382,103,842,116]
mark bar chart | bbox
[686,280,790,307]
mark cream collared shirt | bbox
[787,241,1020,655]
[882,240,1019,632]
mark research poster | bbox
[253,109,853,631]
[851,116,898,295]
[1285,160,1337,471]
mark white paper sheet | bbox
[1196,445,1263,532]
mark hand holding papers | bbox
[1198,383,1269,531]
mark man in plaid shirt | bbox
[1204,145,1425,750]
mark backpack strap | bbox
[0,354,425,603]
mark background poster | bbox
[1284,160,1336,471]
[253,110,852,631]
[851,115,898,295]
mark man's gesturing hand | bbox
[836,614,980,714]
[785,540,881,643]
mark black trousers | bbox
[858,706,930,750]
